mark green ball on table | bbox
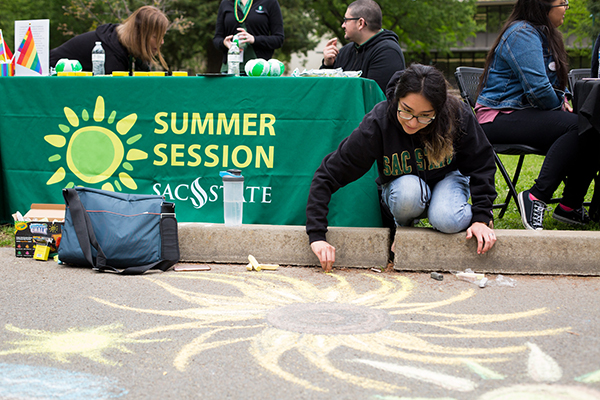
[245,59,271,76]
[55,59,83,73]
[267,59,285,76]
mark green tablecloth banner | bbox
[0,76,386,227]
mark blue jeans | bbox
[381,170,472,233]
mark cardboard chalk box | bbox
[14,204,65,258]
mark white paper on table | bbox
[14,19,49,76]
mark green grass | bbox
[0,156,597,248]
[0,224,14,247]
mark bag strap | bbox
[62,188,174,275]
[63,188,108,270]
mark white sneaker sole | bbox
[552,211,587,225]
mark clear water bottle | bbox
[92,41,105,76]
[220,169,244,227]
[227,43,241,76]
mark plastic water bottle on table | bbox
[92,41,105,76]
[227,43,242,76]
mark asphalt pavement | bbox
[1,247,600,400]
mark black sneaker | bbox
[518,190,546,230]
[552,205,591,225]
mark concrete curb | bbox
[177,223,600,275]
[178,223,391,268]
[393,227,600,275]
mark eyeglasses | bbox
[342,17,360,23]
[397,109,436,125]
[550,1,569,8]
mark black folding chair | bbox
[568,68,591,95]
[454,66,559,218]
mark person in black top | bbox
[50,6,169,74]
[592,33,600,78]
[306,64,497,271]
[213,0,284,73]
[321,0,405,92]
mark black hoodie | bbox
[50,24,149,74]
[306,72,497,243]
[321,29,405,92]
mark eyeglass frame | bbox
[342,17,361,23]
[397,108,436,125]
[550,1,569,8]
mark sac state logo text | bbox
[153,177,272,209]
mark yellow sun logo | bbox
[44,96,148,192]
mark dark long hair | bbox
[392,64,460,164]
[480,0,568,90]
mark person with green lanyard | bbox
[213,0,284,74]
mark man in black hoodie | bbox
[320,0,405,92]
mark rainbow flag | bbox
[0,29,13,63]
[16,26,42,74]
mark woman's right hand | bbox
[310,240,336,272]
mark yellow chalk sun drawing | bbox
[44,95,148,192]
[0,323,166,366]
[90,272,585,394]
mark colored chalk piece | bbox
[75,71,92,76]
[431,272,444,281]
[112,71,129,76]
[133,71,149,76]
[148,71,166,76]
[259,264,279,270]
[172,71,188,76]
[248,255,261,271]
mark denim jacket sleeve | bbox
[500,23,562,109]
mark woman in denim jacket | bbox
[476,0,598,230]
